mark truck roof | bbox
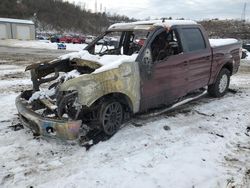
[108,20,197,31]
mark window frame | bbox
[178,26,207,53]
[149,28,183,62]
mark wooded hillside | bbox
[0,0,134,34]
[1,0,249,39]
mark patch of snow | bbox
[0,65,24,74]
[59,50,138,74]
[0,39,87,51]
[94,54,138,73]
[0,17,34,25]
[28,70,81,103]
[0,65,22,70]
[209,39,239,47]
[245,51,250,60]
[50,105,58,110]
[0,93,17,121]
[61,70,81,81]
[28,88,56,103]
[0,79,31,87]
[59,50,99,62]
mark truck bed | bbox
[209,38,242,85]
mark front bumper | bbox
[15,91,82,140]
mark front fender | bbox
[59,62,141,113]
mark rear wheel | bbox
[208,68,230,97]
[99,101,123,136]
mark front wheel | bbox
[99,101,124,136]
[208,68,230,98]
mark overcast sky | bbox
[66,0,249,21]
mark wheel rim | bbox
[102,102,123,135]
[219,74,228,93]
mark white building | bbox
[0,18,35,40]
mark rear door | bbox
[178,26,212,92]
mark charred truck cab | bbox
[16,20,241,140]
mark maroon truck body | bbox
[15,20,242,139]
[137,24,241,111]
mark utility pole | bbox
[241,2,247,23]
[241,3,247,41]
[95,0,97,13]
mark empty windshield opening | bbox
[87,30,151,56]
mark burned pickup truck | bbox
[16,20,241,140]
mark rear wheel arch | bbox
[222,62,233,75]
[211,61,233,85]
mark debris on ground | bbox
[9,118,24,131]
[163,125,171,131]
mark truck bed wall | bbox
[209,42,241,85]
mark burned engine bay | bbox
[18,57,104,138]
[29,57,103,115]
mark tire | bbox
[98,100,124,136]
[208,68,230,98]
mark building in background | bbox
[0,18,35,40]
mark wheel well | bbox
[91,93,133,112]
[222,63,233,75]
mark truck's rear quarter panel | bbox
[209,42,241,85]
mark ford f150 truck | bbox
[16,20,242,140]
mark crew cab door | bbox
[138,28,189,112]
[178,26,212,92]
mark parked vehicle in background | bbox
[72,36,85,44]
[135,38,146,47]
[36,35,49,40]
[50,35,61,43]
[16,20,242,141]
[57,43,66,50]
[59,35,73,43]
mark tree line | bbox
[0,0,249,39]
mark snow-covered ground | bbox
[243,50,250,60]
[0,39,87,51]
[0,50,250,188]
